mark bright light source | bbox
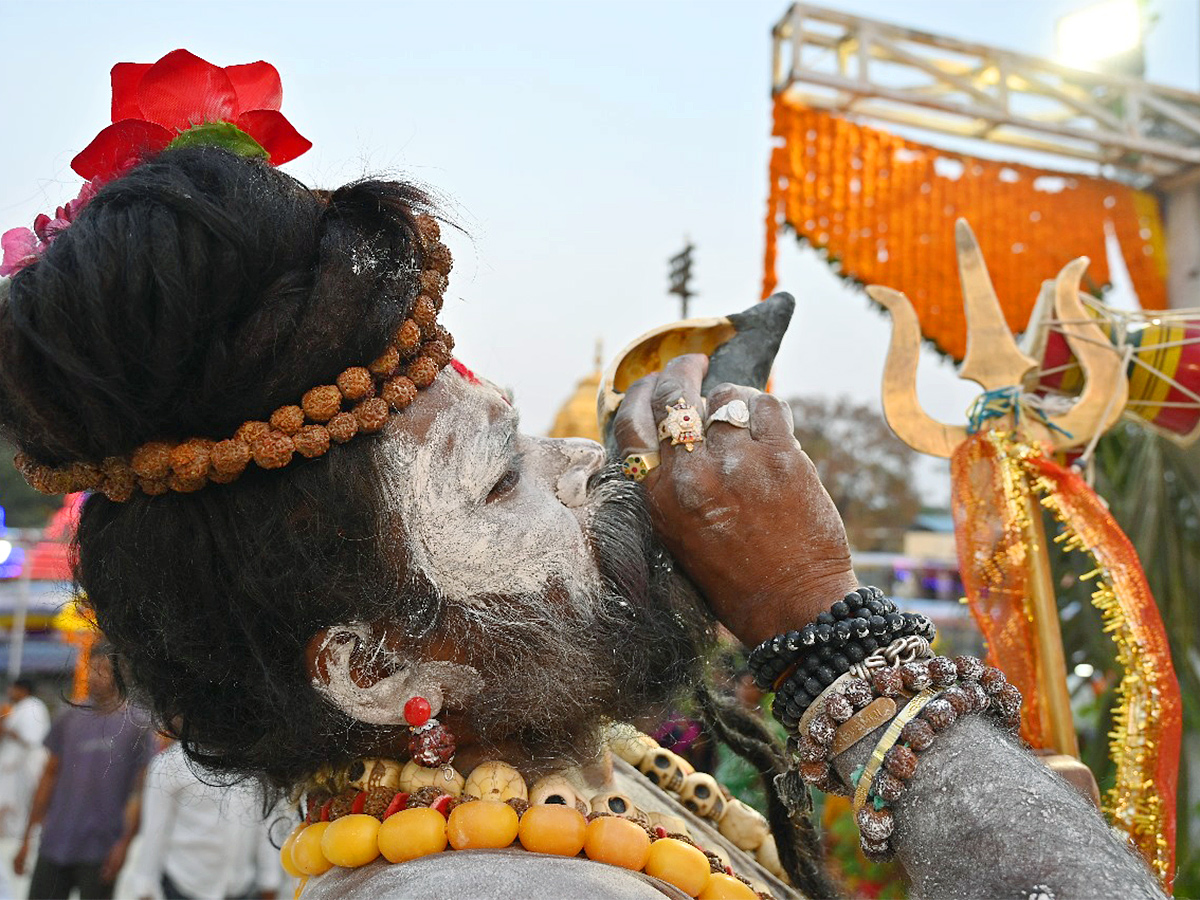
[0,540,11,565]
[1056,0,1142,71]
[1074,662,1095,678]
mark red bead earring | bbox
[404,696,457,767]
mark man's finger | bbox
[650,354,709,461]
[611,373,660,456]
[748,393,797,443]
[703,382,759,454]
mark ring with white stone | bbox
[707,399,751,429]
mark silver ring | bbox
[707,399,750,429]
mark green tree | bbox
[786,395,922,552]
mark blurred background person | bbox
[13,652,153,900]
[127,739,283,900]
[0,678,49,840]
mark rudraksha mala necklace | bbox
[15,213,454,501]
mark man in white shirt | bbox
[129,743,283,900]
[0,678,50,840]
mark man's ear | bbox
[304,622,482,726]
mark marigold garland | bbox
[950,431,1180,890]
[762,99,1169,360]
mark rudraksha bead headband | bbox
[15,213,455,502]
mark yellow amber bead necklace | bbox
[283,751,773,900]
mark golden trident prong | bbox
[867,219,1127,459]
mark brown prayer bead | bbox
[798,760,831,785]
[900,661,932,692]
[793,736,827,763]
[65,462,103,492]
[302,385,342,423]
[140,477,169,496]
[434,324,455,352]
[361,787,396,820]
[411,296,438,328]
[131,442,173,480]
[419,269,447,298]
[416,214,441,247]
[922,697,957,732]
[269,405,306,436]
[170,440,212,481]
[211,440,251,476]
[884,744,918,780]
[395,319,422,355]
[336,367,375,401]
[927,656,958,688]
[980,667,1008,695]
[899,718,935,752]
[368,345,401,377]
[407,356,439,389]
[293,425,331,459]
[942,685,972,716]
[382,376,418,410]
[166,473,206,493]
[235,421,271,445]
[954,655,985,682]
[327,412,359,444]
[422,339,452,368]
[856,805,894,842]
[354,398,390,433]
[824,692,853,724]
[841,677,873,709]
[425,242,453,276]
[875,771,906,802]
[860,837,893,862]
[872,668,903,698]
[807,714,837,747]
[992,683,1023,719]
[252,431,294,470]
[962,681,990,713]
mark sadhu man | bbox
[0,51,1166,899]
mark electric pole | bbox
[668,241,695,319]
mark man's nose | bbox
[545,438,607,508]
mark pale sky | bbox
[2,0,1197,503]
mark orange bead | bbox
[320,813,381,868]
[279,824,306,879]
[377,807,448,863]
[644,837,711,897]
[517,804,587,856]
[290,822,333,876]
[446,800,520,850]
[698,872,759,899]
[583,816,651,871]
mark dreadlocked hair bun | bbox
[0,146,442,792]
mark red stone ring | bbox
[657,398,705,452]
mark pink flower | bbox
[1,228,42,277]
[1,179,102,276]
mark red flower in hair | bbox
[71,49,311,182]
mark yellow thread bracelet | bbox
[852,689,937,816]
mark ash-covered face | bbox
[313,365,711,764]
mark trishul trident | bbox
[868,219,1128,758]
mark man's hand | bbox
[13,836,29,876]
[100,834,131,884]
[612,354,857,646]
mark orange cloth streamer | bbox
[950,431,1180,890]
[762,99,1169,359]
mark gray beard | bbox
[441,463,713,765]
